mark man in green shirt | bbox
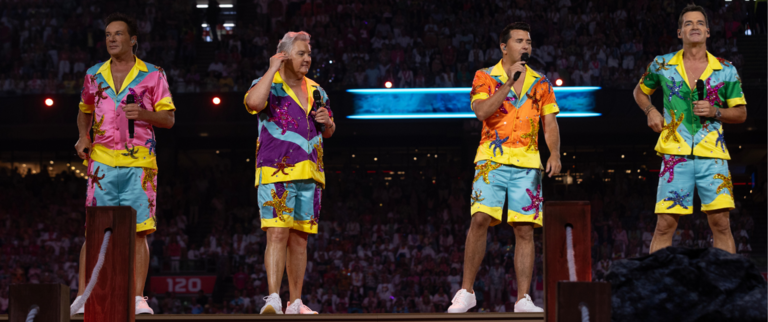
[633,4,747,254]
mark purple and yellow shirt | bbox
[79,56,175,169]
[244,71,332,188]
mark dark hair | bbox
[104,12,137,37]
[499,22,531,44]
[678,4,709,29]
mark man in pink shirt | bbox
[72,12,175,316]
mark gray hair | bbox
[276,31,311,54]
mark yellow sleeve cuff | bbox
[639,82,656,95]
[244,92,268,115]
[153,96,176,112]
[470,93,490,110]
[79,102,94,113]
[726,97,746,108]
[542,103,560,115]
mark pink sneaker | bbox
[285,299,318,314]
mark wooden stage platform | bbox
[0,313,544,321]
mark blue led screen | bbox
[347,87,601,119]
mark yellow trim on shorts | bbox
[137,216,157,235]
[655,199,693,215]
[471,203,503,226]
[261,217,318,234]
[701,193,735,212]
[508,209,543,228]
[292,220,319,234]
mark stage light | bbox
[212,97,221,105]
[45,98,54,106]
[555,79,563,86]
[384,81,393,88]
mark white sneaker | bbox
[514,294,543,312]
[260,293,283,314]
[286,299,318,314]
[447,289,476,313]
[71,295,85,315]
[135,296,154,315]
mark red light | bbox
[555,79,563,86]
[44,98,54,107]
[212,97,221,105]
[384,81,393,88]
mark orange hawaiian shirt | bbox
[470,60,559,169]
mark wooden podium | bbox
[85,206,136,322]
[543,201,610,322]
[9,284,69,322]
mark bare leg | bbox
[460,212,492,292]
[649,214,680,253]
[265,228,290,294]
[286,230,309,302]
[78,242,86,296]
[135,233,150,296]
[512,223,534,302]
[706,209,735,253]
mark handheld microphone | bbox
[127,94,135,139]
[312,91,327,133]
[696,79,706,124]
[513,53,530,81]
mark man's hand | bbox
[123,103,145,121]
[269,52,288,72]
[647,109,664,133]
[693,100,716,118]
[75,136,91,160]
[505,61,527,85]
[546,155,561,178]
[312,107,333,126]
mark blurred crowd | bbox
[0,150,763,314]
[0,0,757,96]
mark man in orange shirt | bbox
[448,22,561,313]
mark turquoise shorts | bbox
[655,154,735,215]
[470,160,543,227]
[85,160,158,234]
[258,179,321,234]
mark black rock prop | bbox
[607,247,767,322]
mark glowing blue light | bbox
[346,87,601,94]
[347,87,602,119]
[347,88,472,94]
[347,112,601,119]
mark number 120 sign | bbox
[150,276,217,294]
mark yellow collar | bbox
[95,56,149,95]
[666,50,722,90]
[273,71,320,114]
[490,60,540,98]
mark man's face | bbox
[502,29,532,61]
[678,11,709,45]
[105,21,135,56]
[285,40,312,75]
